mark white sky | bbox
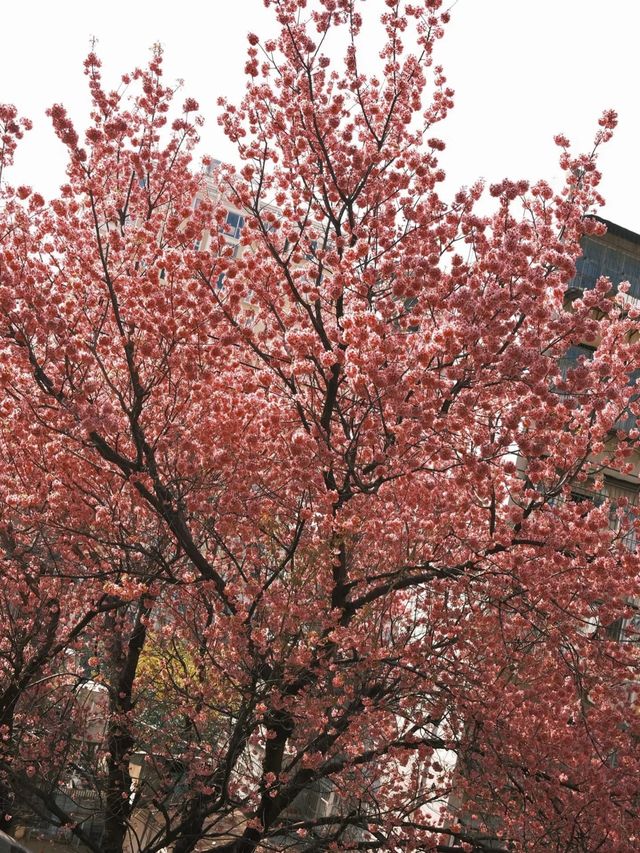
[3,1,640,231]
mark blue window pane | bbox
[224,211,245,239]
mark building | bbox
[438,216,640,851]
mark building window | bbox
[556,347,638,432]
[304,239,318,261]
[223,211,245,240]
[568,478,638,552]
[615,368,640,432]
[193,233,210,252]
[605,477,638,552]
[557,344,595,383]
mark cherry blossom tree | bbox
[1,2,639,852]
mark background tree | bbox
[1,2,639,852]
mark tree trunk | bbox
[101,597,152,853]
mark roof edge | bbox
[586,214,640,246]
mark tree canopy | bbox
[0,2,638,852]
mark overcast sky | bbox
[3,1,640,231]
